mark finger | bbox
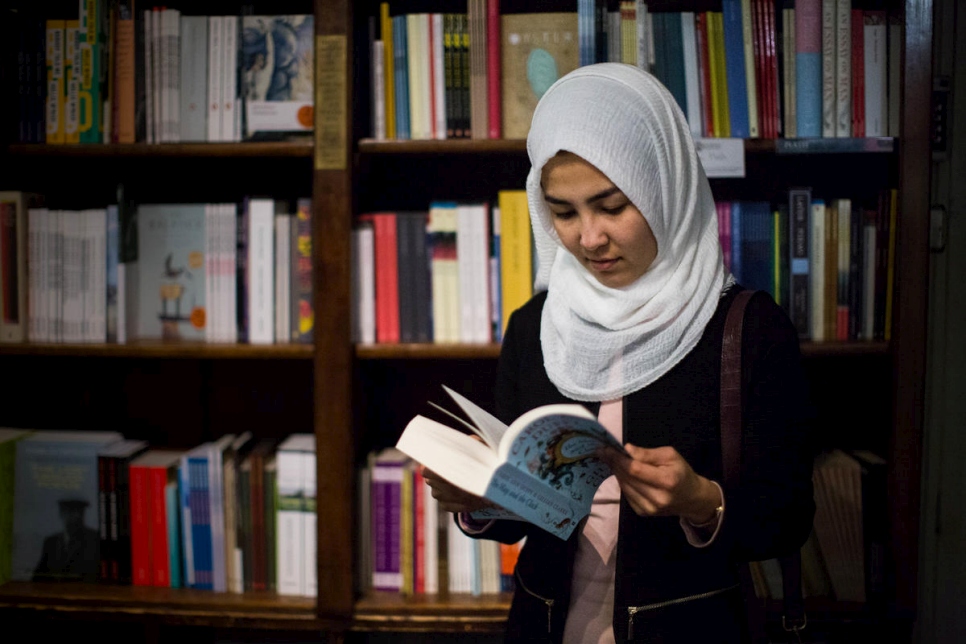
[624,444,677,464]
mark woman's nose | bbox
[579,215,607,250]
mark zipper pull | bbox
[627,606,639,640]
[545,599,553,634]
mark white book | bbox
[49,209,64,342]
[164,8,181,142]
[681,12,703,139]
[351,224,376,344]
[370,39,386,141]
[205,204,218,342]
[277,434,315,596]
[222,15,238,142]
[247,198,275,344]
[207,16,224,142]
[863,12,887,137]
[274,209,292,344]
[143,9,155,143]
[740,0,759,138]
[87,208,107,342]
[28,207,47,342]
[432,13,446,140]
[456,204,476,343]
[62,211,83,343]
[423,483,439,593]
[302,448,317,598]
[180,15,208,141]
[223,204,238,343]
[821,0,836,137]
[209,434,236,593]
[117,263,126,344]
[809,200,826,342]
[152,7,163,143]
[834,0,851,137]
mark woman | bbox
[423,63,815,643]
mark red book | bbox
[486,0,501,139]
[413,466,426,594]
[764,0,780,138]
[851,9,865,137]
[128,464,151,586]
[149,466,170,586]
[360,213,400,343]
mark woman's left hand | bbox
[597,444,721,524]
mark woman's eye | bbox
[551,209,576,220]
[602,203,628,215]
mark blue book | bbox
[395,386,629,540]
[741,202,776,296]
[11,430,123,582]
[794,0,823,137]
[166,479,182,588]
[136,204,207,341]
[662,13,689,118]
[393,15,411,139]
[730,201,744,285]
[721,0,750,138]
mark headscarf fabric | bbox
[525,63,729,402]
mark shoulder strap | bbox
[719,289,807,641]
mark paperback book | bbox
[396,386,625,540]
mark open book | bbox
[395,386,626,540]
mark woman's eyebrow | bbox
[543,186,623,205]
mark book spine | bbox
[486,0,500,139]
[788,188,811,338]
[165,480,182,588]
[809,199,826,341]
[97,454,112,582]
[722,0,750,138]
[795,0,822,137]
[114,6,135,143]
[150,466,170,586]
[129,464,152,586]
[292,198,313,344]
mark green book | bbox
[0,429,33,585]
[78,0,104,143]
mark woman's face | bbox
[541,152,658,288]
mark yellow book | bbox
[64,20,81,143]
[740,0,759,138]
[498,190,532,334]
[706,13,721,138]
[400,460,414,595]
[381,3,396,139]
[46,20,66,144]
[711,12,731,138]
[884,189,898,341]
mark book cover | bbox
[500,12,578,140]
[396,386,627,540]
[136,204,207,341]
[12,430,123,582]
[241,15,314,137]
[0,429,32,585]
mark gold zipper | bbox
[515,570,555,634]
[626,584,739,640]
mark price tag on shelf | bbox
[694,138,745,178]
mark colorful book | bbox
[136,204,207,341]
[396,386,627,540]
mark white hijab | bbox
[526,63,729,402]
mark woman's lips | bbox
[587,258,619,271]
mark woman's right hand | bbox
[421,465,491,514]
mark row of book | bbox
[750,449,887,604]
[367,0,900,142]
[348,187,896,347]
[358,447,522,596]
[723,189,897,343]
[10,1,314,144]
[0,191,314,345]
[0,428,318,597]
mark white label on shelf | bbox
[695,138,745,178]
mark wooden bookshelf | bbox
[0,341,314,359]
[5,141,314,158]
[0,582,328,631]
[352,592,512,633]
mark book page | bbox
[395,415,499,497]
[442,385,508,448]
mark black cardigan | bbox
[472,286,816,643]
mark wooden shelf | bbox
[0,341,314,359]
[353,341,887,360]
[0,581,332,630]
[352,591,512,633]
[357,137,896,156]
[4,141,314,158]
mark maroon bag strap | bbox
[720,289,807,642]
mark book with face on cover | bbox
[396,385,627,540]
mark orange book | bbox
[113,3,136,143]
